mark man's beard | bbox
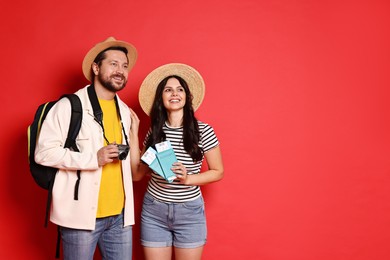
[98,73,127,92]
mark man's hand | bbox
[97,144,119,166]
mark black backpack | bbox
[28,94,83,227]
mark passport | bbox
[155,141,177,183]
[141,140,177,183]
[141,147,164,178]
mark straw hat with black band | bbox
[82,36,138,82]
[138,63,205,116]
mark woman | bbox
[130,63,224,260]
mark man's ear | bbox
[92,62,99,76]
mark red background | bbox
[1,0,390,259]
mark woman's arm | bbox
[128,109,152,181]
[174,146,224,185]
[132,147,152,181]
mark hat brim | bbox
[139,63,205,116]
[82,37,137,82]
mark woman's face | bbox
[162,77,186,113]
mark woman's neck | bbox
[166,111,183,127]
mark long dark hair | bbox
[145,75,203,162]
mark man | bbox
[35,37,139,259]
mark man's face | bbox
[94,50,129,92]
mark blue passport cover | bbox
[155,141,177,183]
[141,147,165,179]
[141,141,177,183]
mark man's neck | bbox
[93,81,116,100]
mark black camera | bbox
[117,144,130,160]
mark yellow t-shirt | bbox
[96,98,125,218]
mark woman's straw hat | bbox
[82,36,137,82]
[139,63,205,116]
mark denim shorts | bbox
[141,192,207,248]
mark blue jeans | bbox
[60,211,132,260]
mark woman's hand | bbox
[171,162,189,184]
[174,146,224,186]
[129,108,140,136]
[128,108,144,181]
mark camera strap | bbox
[87,85,129,146]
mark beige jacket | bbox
[35,86,134,230]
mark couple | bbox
[34,37,224,260]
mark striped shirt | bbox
[144,121,219,202]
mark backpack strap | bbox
[63,94,82,152]
[62,94,83,201]
[56,226,61,258]
[44,177,55,227]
